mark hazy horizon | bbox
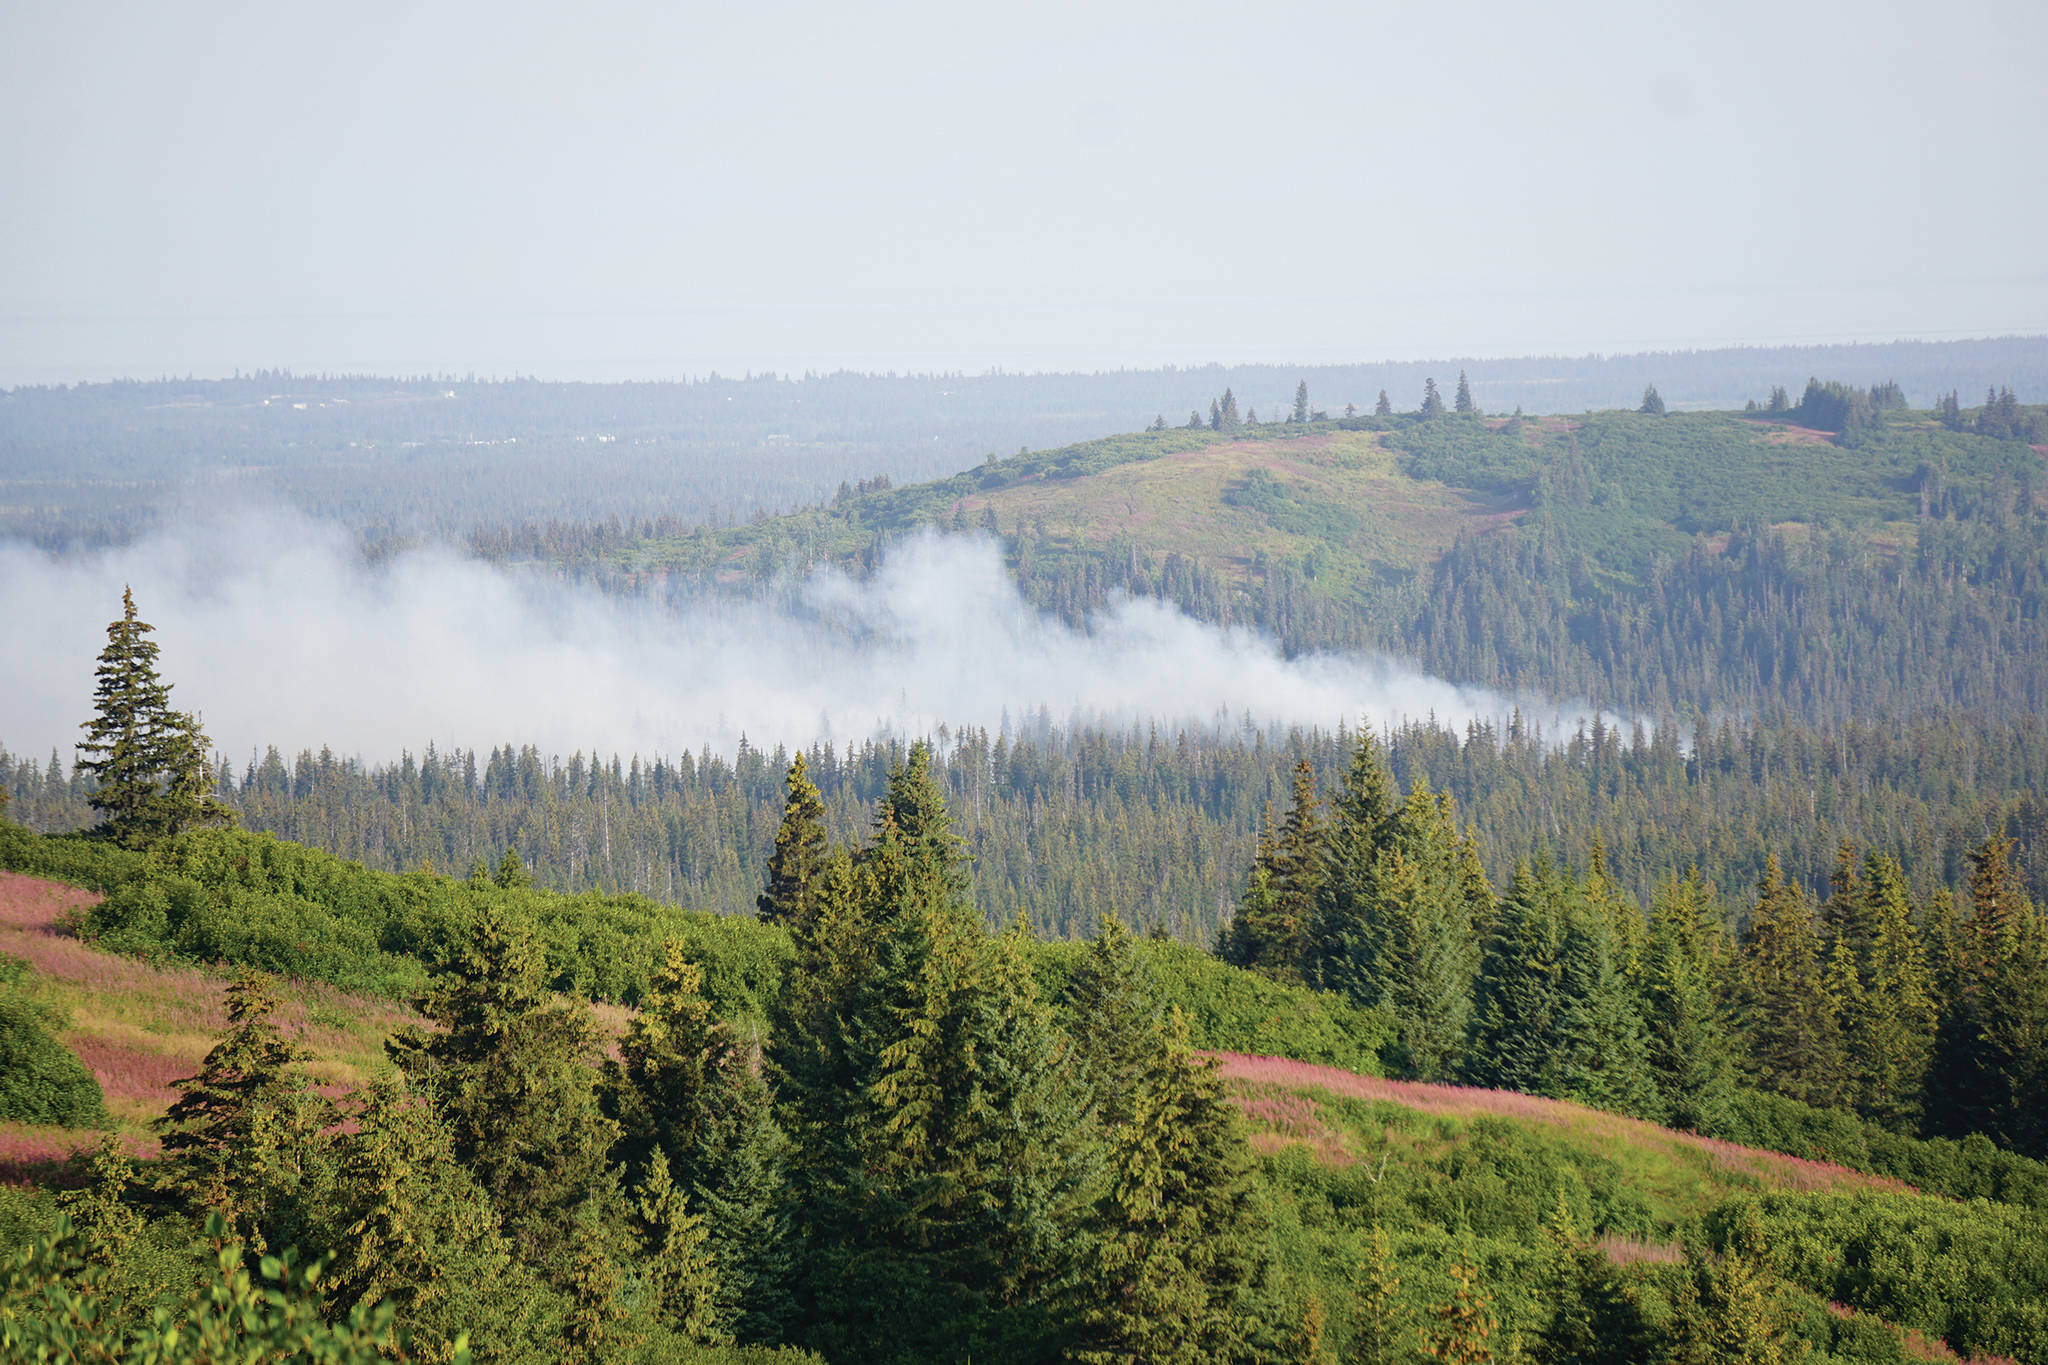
[6,0,2045,387]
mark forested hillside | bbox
[490,392,2048,727]
[10,708,2047,943]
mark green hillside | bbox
[546,399,2048,725]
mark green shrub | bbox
[0,992,108,1128]
[0,819,146,893]
[1718,1088,2048,1212]
[1714,1192,2048,1362]
[1034,938,1390,1074]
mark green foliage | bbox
[1035,936,1390,1074]
[321,1078,534,1364]
[756,754,828,931]
[0,1211,426,1364]
[0,984,108,1128]
[1714,1192,2048,1361]
[607,940,790,1341]
[387,906,621,1268]
[74,587,234,849]
[1715,1087,2048,1210]
[1067,917,1266,1363]
[155,971,329,1255]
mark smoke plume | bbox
[0,511,1603,766]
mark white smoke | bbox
[0,509,1609,766]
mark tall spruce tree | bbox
[1738,856,1847,1109]
[1638,384,1666,416]
[1465,861,1571,1095]
[1375,389,1393,416]
[76,587,232,848]
[758,753,829,930]
[1641,872,1737,1133]
[321,1078,537,1365]
[157,970,329,1256]
[387,906,621,1270]
[1453,370,1476,414]
[607,940,789,1340]
[1420,379,1446,420]
[1833,852,1936,1127]
[1293,380,1311,423]
[1067,916,1265,1364]
[773,751,1099,1364]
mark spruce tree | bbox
[1293,380,1311,423]
[321,1078,534,1364]
[774,753,1099,1364]
[1349,1224,1410,1365]
[1837,853,1936,1127]
[1642,872,1737,1133]
[387,906,621,1269]
[76,587,233,848]
[758,753,830,929]
[1454,370,1475,414]
[1531,1196,1648,1365]
[1738,857,1847,1108]
[1375,389,1392,416]
[157,970,327,1255]
[1553,882,1658,1118]
[1638,384,1666,416]
[1422,1256,1495,1365]
[1071,987,1264,1363]
[1465,861,1570,1095]
[1420,379,1446,420]
[633,1147,724,1346]
[608,939,788,1340]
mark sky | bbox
[3,0,2045,386]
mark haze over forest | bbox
[5,5,2048,1364]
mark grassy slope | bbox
[605,409,2041,607]
[0,869,410,1178]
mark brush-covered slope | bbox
[581,405,2048,723]
[9,852,2045,1364]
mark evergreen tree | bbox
[1642,872,1737,1133]
[1553,880,1658,1117]
[1638,384,1666,416]
[774,754,1100,1364]
[1454,371,1475,415]
[633,1147,724,1346]
[157,970,327,1255]
[1071,982,1266,1362]
[1422,1256,1495,1365]
[75,587,233,848]
[758,752,830,930]
[1220,388,1242,433]
[1464,861,1570,1095]
[1293,380,1311,423]
[1738,857,1847,1109]
[321,1078,534,1364]
[1841,853,1936,1126]
[1531,1196,1649,1365]
[494,846,533,889]
[608,939,789,1340]
[387,906,621,1270]
[1375,389,1393,416]
[1765,384,1790,414]
[1420,379,1446,420]
[1349,1224,1409,1365]
[1187,410,1205,429]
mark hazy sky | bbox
[4,0,2044,385]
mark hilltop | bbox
[558,398,2048,726]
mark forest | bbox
[4,521,2048,1363]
